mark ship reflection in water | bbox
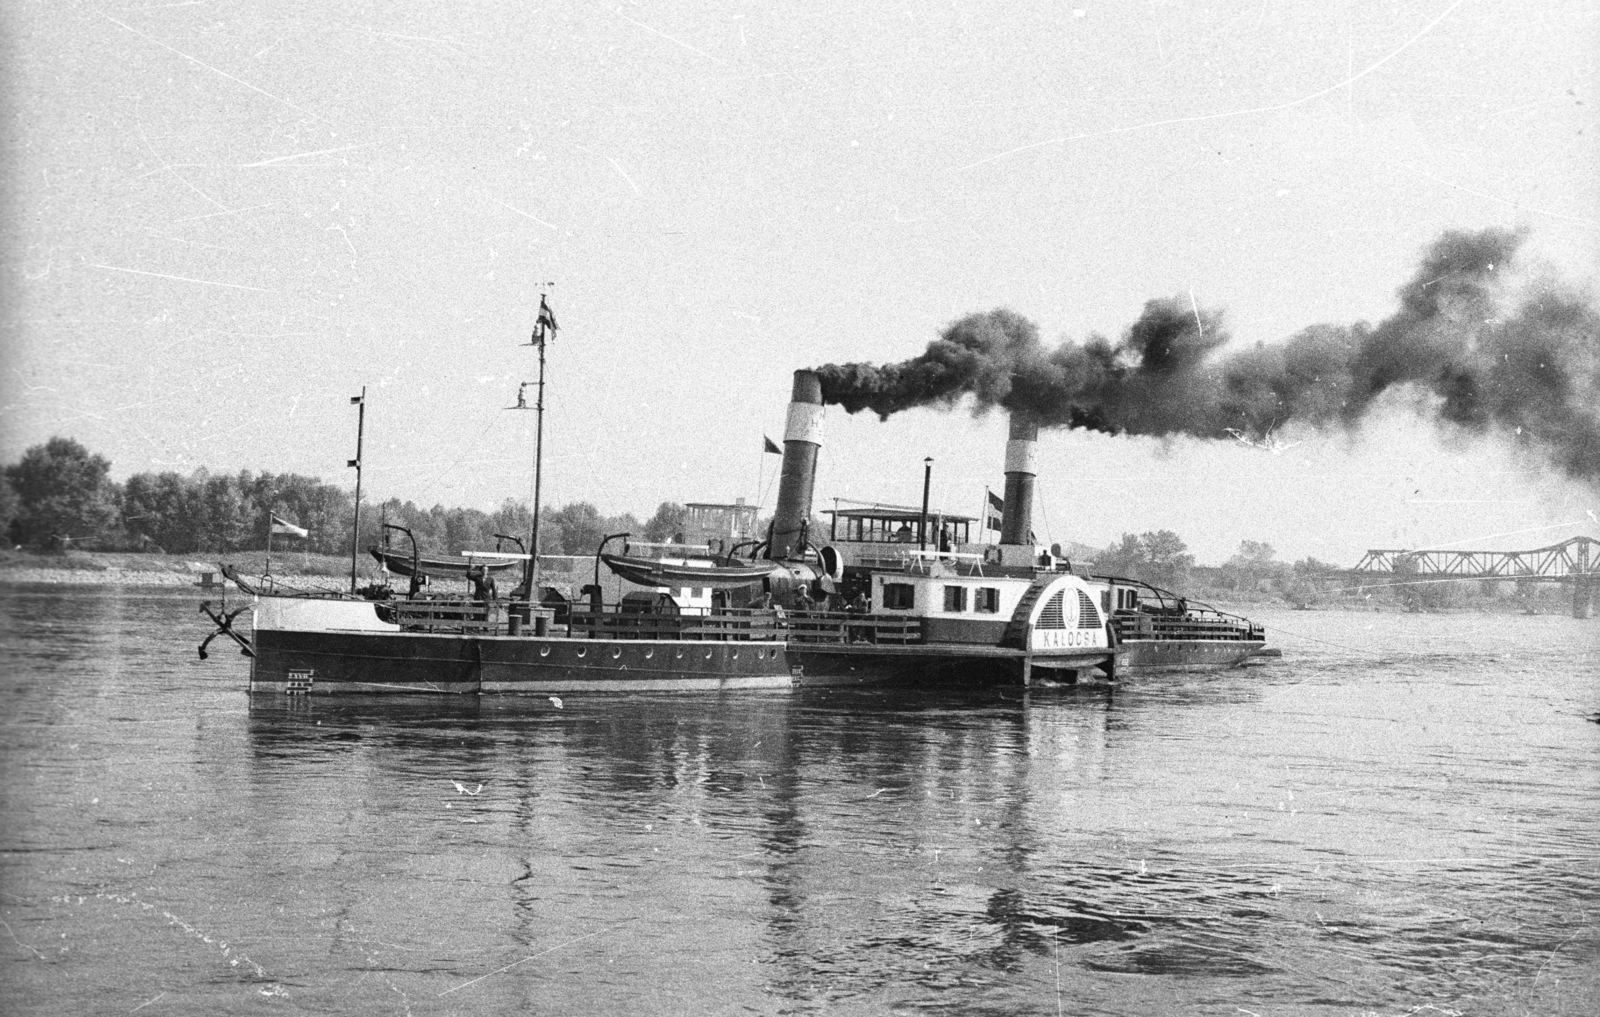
[3,587,1597,1015]
[233,654,1593,1014]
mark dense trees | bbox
[8,438,1359,610]
[1,437,673,556]
[1090,530,1194,589]
[0,474,21,547]
[642,502,687,543]
[1219,540,1287,593]
[4,438,120,548]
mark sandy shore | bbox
[0,566,348,589]
[0,550,355,589]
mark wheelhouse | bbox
[823,505,974,548]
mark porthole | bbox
[732,651,739,660]
[576,647,587,658]
[675,649,684,659]
[644,648,654,659]
[611,647,622,660]
[539,646,550,657]
[704,650,713,660]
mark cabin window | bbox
[976,587,1000,613]
[1037,591,1065,629]
[1101,590,1111,613]
[882,583,915,609]
[943,586,967,612]
[1077,590,1102,629]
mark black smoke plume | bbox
[813,228,1600,482]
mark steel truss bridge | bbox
[1350,536,1598,617]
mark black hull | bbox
[251,629,797,694]
[1116,638,1266,671]
[247,631,1113,694]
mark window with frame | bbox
[975,587,1000,613]
[943,586,967,612]
[881,583,915,609]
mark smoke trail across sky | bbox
[813,229,1600,482]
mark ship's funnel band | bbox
[1004,438,1037,476]
[784,402,824,445]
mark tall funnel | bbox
[767,370,824,560]
[999,414,1038,546]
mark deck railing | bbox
[387,599,499,633]
[784,611,923,645]
[385,599,926,645]
[1112,611,1263,642]
[566,608,784,642]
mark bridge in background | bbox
[1350,536,1598,617]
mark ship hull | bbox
[1115,637,1265,671]
[248,628,1114,693]
[250,629,800,694]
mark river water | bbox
[1,584,1597,1016]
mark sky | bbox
[3,0,1596,565]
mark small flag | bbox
[763,435,782,455]
[271,514,309,538]
[347,459,360,468]
[537,295,559,334]
[350,394,364,405]
[985,490,1004,531]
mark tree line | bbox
[0,437,687,558]
[4,436,1356,606]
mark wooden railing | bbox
[1112,611,1263,642]
[388,599,499,633]
[784,611,922,645]
[384,599,926,645]
[566,608,784,642]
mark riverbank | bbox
[0,549,622,601]
[0,549,360,588]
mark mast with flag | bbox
[348,387,366,593]
[983,489,1004,535]
[519,289,557,603]
[265,511,308,579]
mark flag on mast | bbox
[537,295,559,334]
[271,514,309,538]
[763,436,782,455]
[984,490,1004,532]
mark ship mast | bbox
[522,292,557,601]
[348,387,366,594]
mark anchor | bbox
[198,601,255,660]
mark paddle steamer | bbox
[212,307,1264,695]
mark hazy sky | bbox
[3,1,1596,564]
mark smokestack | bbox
[767,370,824,560]
[999,414,1038,546]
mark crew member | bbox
[468,566,496,605]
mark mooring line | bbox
[1259,622,1415,659]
